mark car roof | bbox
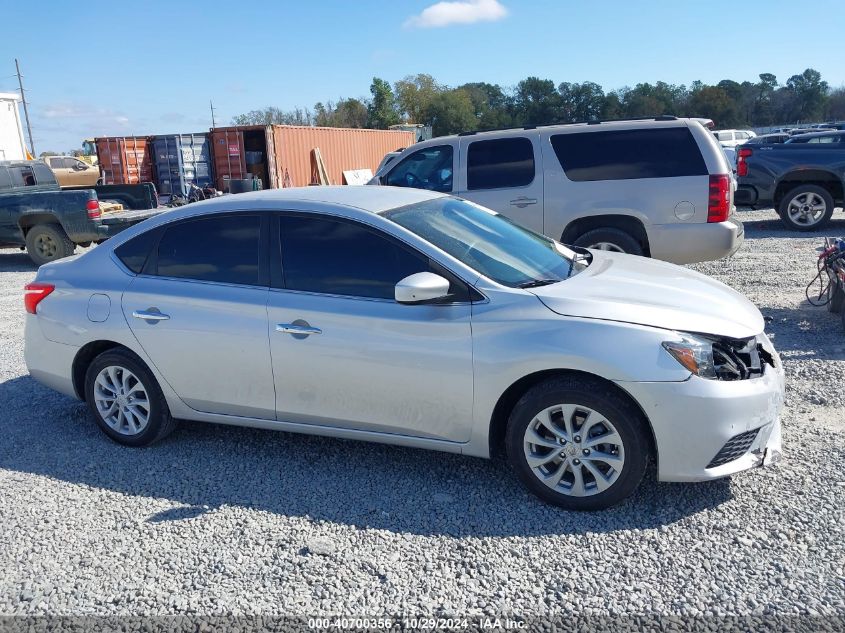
[789,130,842,139]
[213,185,445,213]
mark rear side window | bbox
[279,215,430,300]
[11,165,36,187]
[0,167,11,190]
[115,229,160,274]
[156,215,261,285]
[32,162,57,185]
[551,127,708,182]
[467,137,535,190]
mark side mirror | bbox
[395,272,450,304]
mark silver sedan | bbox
[24,187,784,510]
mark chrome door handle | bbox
[510,197,538,208]
[132,309,170,321]
[276,323,322,336]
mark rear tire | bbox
[777,185,834,231]
[25,224,75,266]
[84,348,177,447]
[505,375,649,511]
[572,228,644,256]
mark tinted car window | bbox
[279,216,432,300]
[385,145,453,193]
[11,165,36,187]
[551,127,708,181]
[115,229,160,274]
[32,162,57,184]
[156,215,261,285]
[0,167,11,190]
[467,137,535,190]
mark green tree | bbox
[827,87,845,121]
[314,98,369,128]
[513,77,561,125]
[786,68,829,122]
[688,85,738,127]
[425,89,477,136]
[367,77,400,129]
[232,107,312,126]
[458,82,513,129]
[394,74,442,124]
[558,81,605,121]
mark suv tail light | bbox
[736,147,753,177]
[86,199,101,219]
[24,283,55,314]
[707,174,730,223]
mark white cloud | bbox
[404,0,508,29]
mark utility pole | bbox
[15,58,35,157]
[210,100,217,128]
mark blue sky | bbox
[2,0,843,153]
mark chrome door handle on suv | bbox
[510,197,538,208]
[276,323,322,336]
[132,309,170,322]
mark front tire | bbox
[84,348,177,447]
[25,224,75,266]
[572,228,644,256]
[778,185,834,231]
[505,376,649,510]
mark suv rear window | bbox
[467,137,535,190]
[551,127,708,181]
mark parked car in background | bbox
[784,131,845,144]
[43,155,101,187]
[23,186,784,510]
[371,117,741,264]
[0,160,162,265]
[735,141,845,230]
[746,133,789,145]
[787,127,833,136]
[712,129,757,147]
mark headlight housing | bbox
[663,333,773,380]
[662,336,716,378]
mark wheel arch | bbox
[560,214,651,256]
[774,170,844,208]
[487,368,658,467]
[72,340,128,399]
[18,213,62,235]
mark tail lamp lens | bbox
[707,174,731,223]
[24,283,55,314]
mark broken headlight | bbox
[663,334,771,380]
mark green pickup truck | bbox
[0,160,163,265]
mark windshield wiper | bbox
[517,279,560,289]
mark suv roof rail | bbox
[456,116,679,137]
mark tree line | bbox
[232,69,845,135]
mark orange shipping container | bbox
[271,125,415,187]
[96,136,153,185]
[210,125,277,191]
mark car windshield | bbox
[384,197,587,288]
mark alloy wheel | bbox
[589,241,625,252]
[786,192,827,227]
[522,404,625,497]
[93,366,151,436]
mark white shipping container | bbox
[0,92,27,161]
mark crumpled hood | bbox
[530,251,764,339]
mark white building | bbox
[0,92,27,161]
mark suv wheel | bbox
[778,185,834,231]
[505,375,649,511]
[25,224,75,266]
[84,348,177,447]
[572,228,644,256]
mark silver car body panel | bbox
[24,187,783,481]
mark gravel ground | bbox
[0,208,843,625]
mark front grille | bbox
[706,429,760,468]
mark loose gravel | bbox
[0,209,844,624]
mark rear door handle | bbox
[132,309,170,322]
[510,197,538,208]
[276,323,321,336]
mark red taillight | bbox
[737,147,753,177]
[86,199,101,219]
[24,283,55,314]
[707,174,730,223]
